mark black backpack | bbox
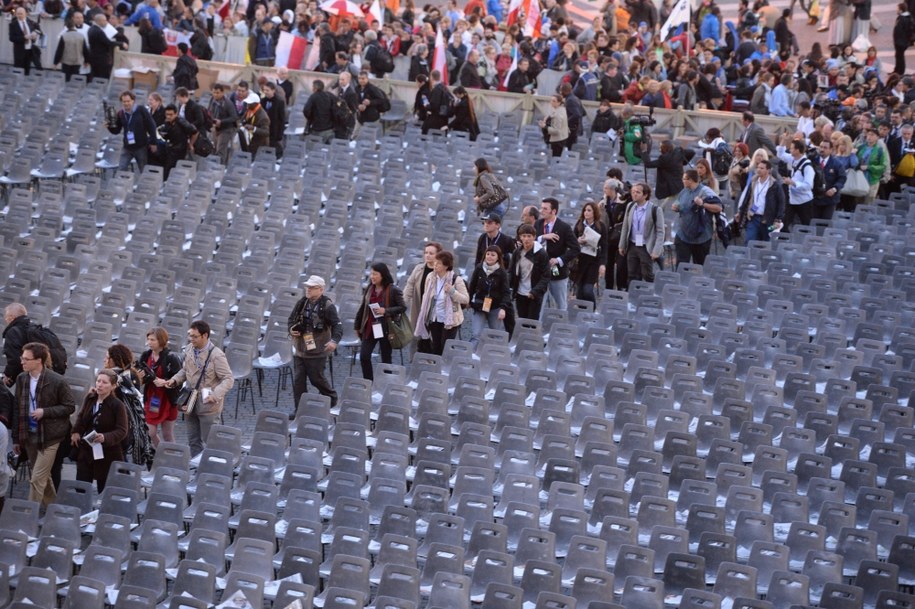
[26,323,67,375]
[376,88,392,113]
[370,44,395,74]
[711,141,733,176]
[798,157,827,197]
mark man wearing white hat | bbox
[287,276,342,416]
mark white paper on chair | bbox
[217,590,254,609]
[256,352,285,367]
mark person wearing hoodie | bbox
[509,224,551,321]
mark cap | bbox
[577,60,589,69]
[283,9,294,21]
[825,58,840,70]
[244,92,261,104]
[270,15,281,24]
[303,275,326,288]
[481,212,502,223]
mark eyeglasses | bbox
[187,333,202,339]
[20,356,36,362]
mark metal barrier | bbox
[113,49,797,139]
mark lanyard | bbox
[754,178,768,210]
[485,232,502,249]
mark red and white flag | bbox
[506,0,522,26]
[432,25,448,85]
[506,0,541,38]
[368,0,384,26]
[162,28,192,57]
[305,34,321,70]
[275,31,308,69]
[217,0,230,20]
[524,0,542,39]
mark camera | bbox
[630,114,656,127]
[134,359,155,381]
[738,159,750,168]
[103,101,118,130]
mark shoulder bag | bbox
[175,347,213,414]
[384,286,414,349]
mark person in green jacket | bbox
[856,127,887,204]
[620,104,644,165]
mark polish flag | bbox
[432,25,448,85]
[368,0,383,26]
[275,31,307,69]
[217,0,230,20]
[304,34,321,70]
[506,0,522,26]
[524,0,542,39]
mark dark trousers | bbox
[61,64,80,81]
[784,201,813,232]
[626,245,655,284]
[549,141,564,157]
[812,203,836,222]
[606,242,628,291]
[13,45,40,76]
[359,335,392,381]
[293,355,337,411]
[896,45,907,76]
[427,321,458,356]
[744,216,770,244]
[674,237,711,268]
[515,294,543,321]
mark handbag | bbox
[383,286,413,349]
[841,168,869,197]
[175,347,213,415]
[194,132,215,157]
[387,314,414,349]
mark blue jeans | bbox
[744,216,770,244]
[541,277,569,317]
[118,145,148,172]
[470,309,504,346]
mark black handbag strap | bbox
[193,348,214,391]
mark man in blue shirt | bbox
[768,73,796,117]
[124,0,162,30]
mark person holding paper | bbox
[467,245,512,347]
[354,263,406,381]
[70,370,128,493]
[161,321,234,457]
[572,201,609,304]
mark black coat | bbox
[644,146,688,200]
[507,69,535,94]
[138,348,183,404]
[87,24,119,71]
[467,266,512,312]
[173,53,199,90]
[448,96,479,140]
[423,83,451,131]
[107,104,158,150]
[354,284,406,339]
[1,315,30,381]
[509,244,551,299]
[408,56,430,82]
[209,96,238,132]
[303,89,335,133]
[533,217,580,280]
[181,99,207,132]
[738,176,787,225]
[262,94,286,145]
[355,83,386,123]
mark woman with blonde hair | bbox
[835,133,860,212]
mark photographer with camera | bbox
[106,90,158,172]
[620,104,651,165]
[287,276,342,416]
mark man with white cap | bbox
[287,276,342,417]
